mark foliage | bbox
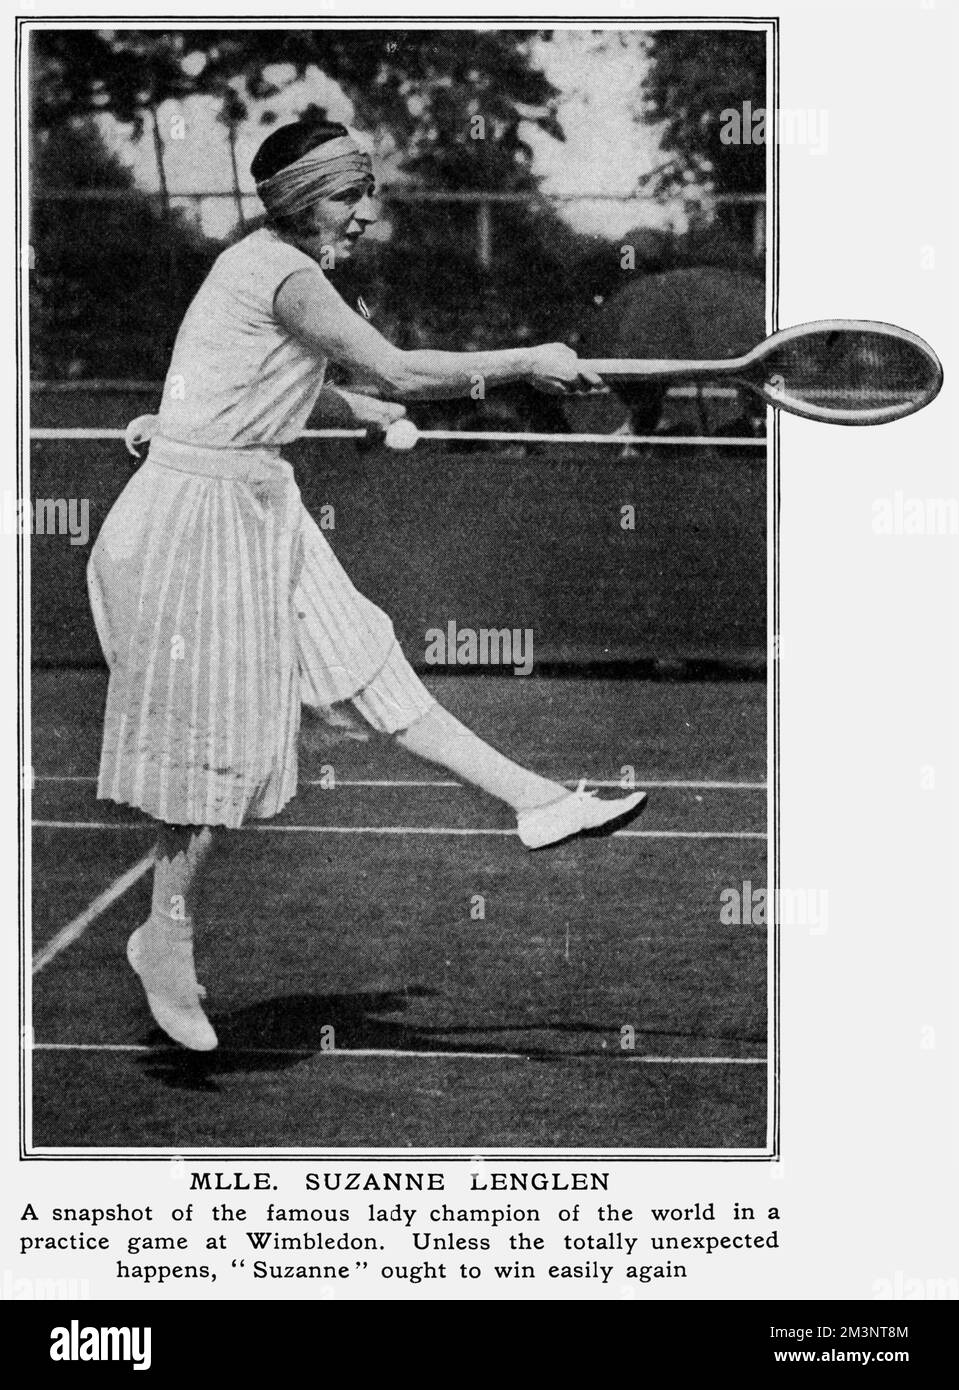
[30,28,764,382]
[642,29,765,242]
[30,118,217,379]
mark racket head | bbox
[749,320,943,424]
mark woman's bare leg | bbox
[346,647,647,845]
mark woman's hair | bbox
[251,119,350,236]
[251,119,349,184]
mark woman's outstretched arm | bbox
[275,269,604,401]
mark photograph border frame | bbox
[17,11,780,1164]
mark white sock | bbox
[143,825,214,948]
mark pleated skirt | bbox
[88,435,428,828]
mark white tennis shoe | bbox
[516,780,648,850]
[127,923,218,1052]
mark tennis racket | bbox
[581,320,942,426]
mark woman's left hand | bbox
[336,388,408,429]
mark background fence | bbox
[29,186,766,384]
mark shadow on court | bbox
[126,986,768,1095]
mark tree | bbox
[31,28,586,379]
[32,30,200,212]
[185,30,574,350]
[641,30,766,242]
[30,118,216,379]
[31,28,564,203]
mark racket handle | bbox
[581,358,743,384]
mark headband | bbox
[255,136,374,219]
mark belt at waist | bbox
[147,433,290,485]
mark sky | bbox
[96,29,689,243]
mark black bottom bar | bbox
[4,1299,952,1375]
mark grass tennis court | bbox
[30,670,768,1152]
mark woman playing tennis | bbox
[88,119,647,1052]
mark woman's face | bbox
[290,180,378,267]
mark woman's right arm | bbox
[274,269,604,400]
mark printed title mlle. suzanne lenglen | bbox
[189,1172,611,1193]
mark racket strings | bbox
[764,331,935,408]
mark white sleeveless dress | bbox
[87,228,432,829]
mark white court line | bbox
[33,821,766,841]
[34,775,766,791]
[31,816,764,976]
[32,1042,766,1065]
[31,851,155,975]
